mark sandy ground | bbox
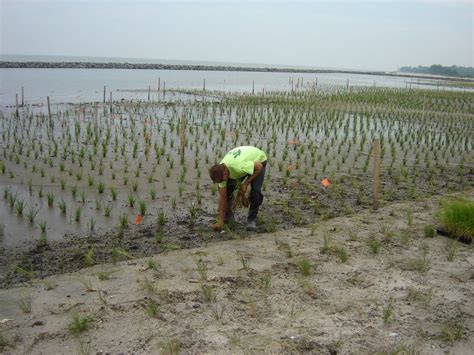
[0,191,473,354]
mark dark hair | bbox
[209,164,225,183]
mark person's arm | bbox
[212,186,227,231]
[240,162,263,196]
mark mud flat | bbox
[0,191,473,353]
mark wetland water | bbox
[0,67,472,287]
[0,67,456,106]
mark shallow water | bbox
[0,68,458,106]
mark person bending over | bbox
[209,146,267,231]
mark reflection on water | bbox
[1,68,465,106]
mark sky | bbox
[1,0,472,71]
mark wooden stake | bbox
[21,86,24,107]
[109,92,113,114]
[148,85,150,101]
[180,116,186,157]
[203,79,206,92]
[372,139,380,210]
[15,94,19,117]
[158,77,160,91]
[252,81,255,95]
[47,96,52,128]
[103,86,106,103]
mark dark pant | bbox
[226,161,266,222]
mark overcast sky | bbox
[1,0,472,71]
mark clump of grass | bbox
[447,239,457,261]
[298,277,317,298]
[195,258,208,281]
[97,181,105,194]
[369,238,381,254]
[321,233,332,254]
[239,254,250,270]
[46,192,54,206]
[118,214,129,229]
[440,318,466,343]
[26,206,40,223]
[59,200,66,215]
[127,192,136,207]
[201,284,217,303]
[104,204,112,217]
[424,225,435,238]
[383,300,393,325]
[159,339,181,355]
[37,232,47,247]
[139,200,147,216]
[14,264,35,280]
[145,299,160,317]
[338,246,348,263]
[75,207,81,222]
[410,244,431,273]
[110,187,117,201]
[97,271,111,281]
[0,333,10,349]
[157,208,166,226]
[407,287,432,307]
[68,311,90,336]
[15,199,25,215]
[112,247,130,264]
[146,259,159,271]
[16,293,32,313]
[84,248,94,267]
[297,258,313,276]
[438,197,474,242]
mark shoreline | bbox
[2,61,474,82]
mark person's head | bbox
[209,164,227,183]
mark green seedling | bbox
[339,246,348,263]
[112,247,130,264]
[383,300,393,325]
[74,207,81,222]
[139,200,147,216]
[201,284,217,303]
[424,226,436,238]
[110,187,117,200]
[46,192,54,206]
[297,258,313,276]
[127,192,136,207]
[440,318,466,343]
[195,258,208,280]
[26,206,40,223]
[145,299,160,317]
[369,238,381,254]
[16,293,32,313]
[68,311,90,337]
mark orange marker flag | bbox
[133,215,142,225]
[321,178,330,188]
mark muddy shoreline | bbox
[1,170,471,289]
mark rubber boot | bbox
[247,190,263,230]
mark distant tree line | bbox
[400,65,474,78]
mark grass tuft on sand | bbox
[438,197,474,241]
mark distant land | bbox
[400,65,474,78]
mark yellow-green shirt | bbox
[218,146,267,188]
